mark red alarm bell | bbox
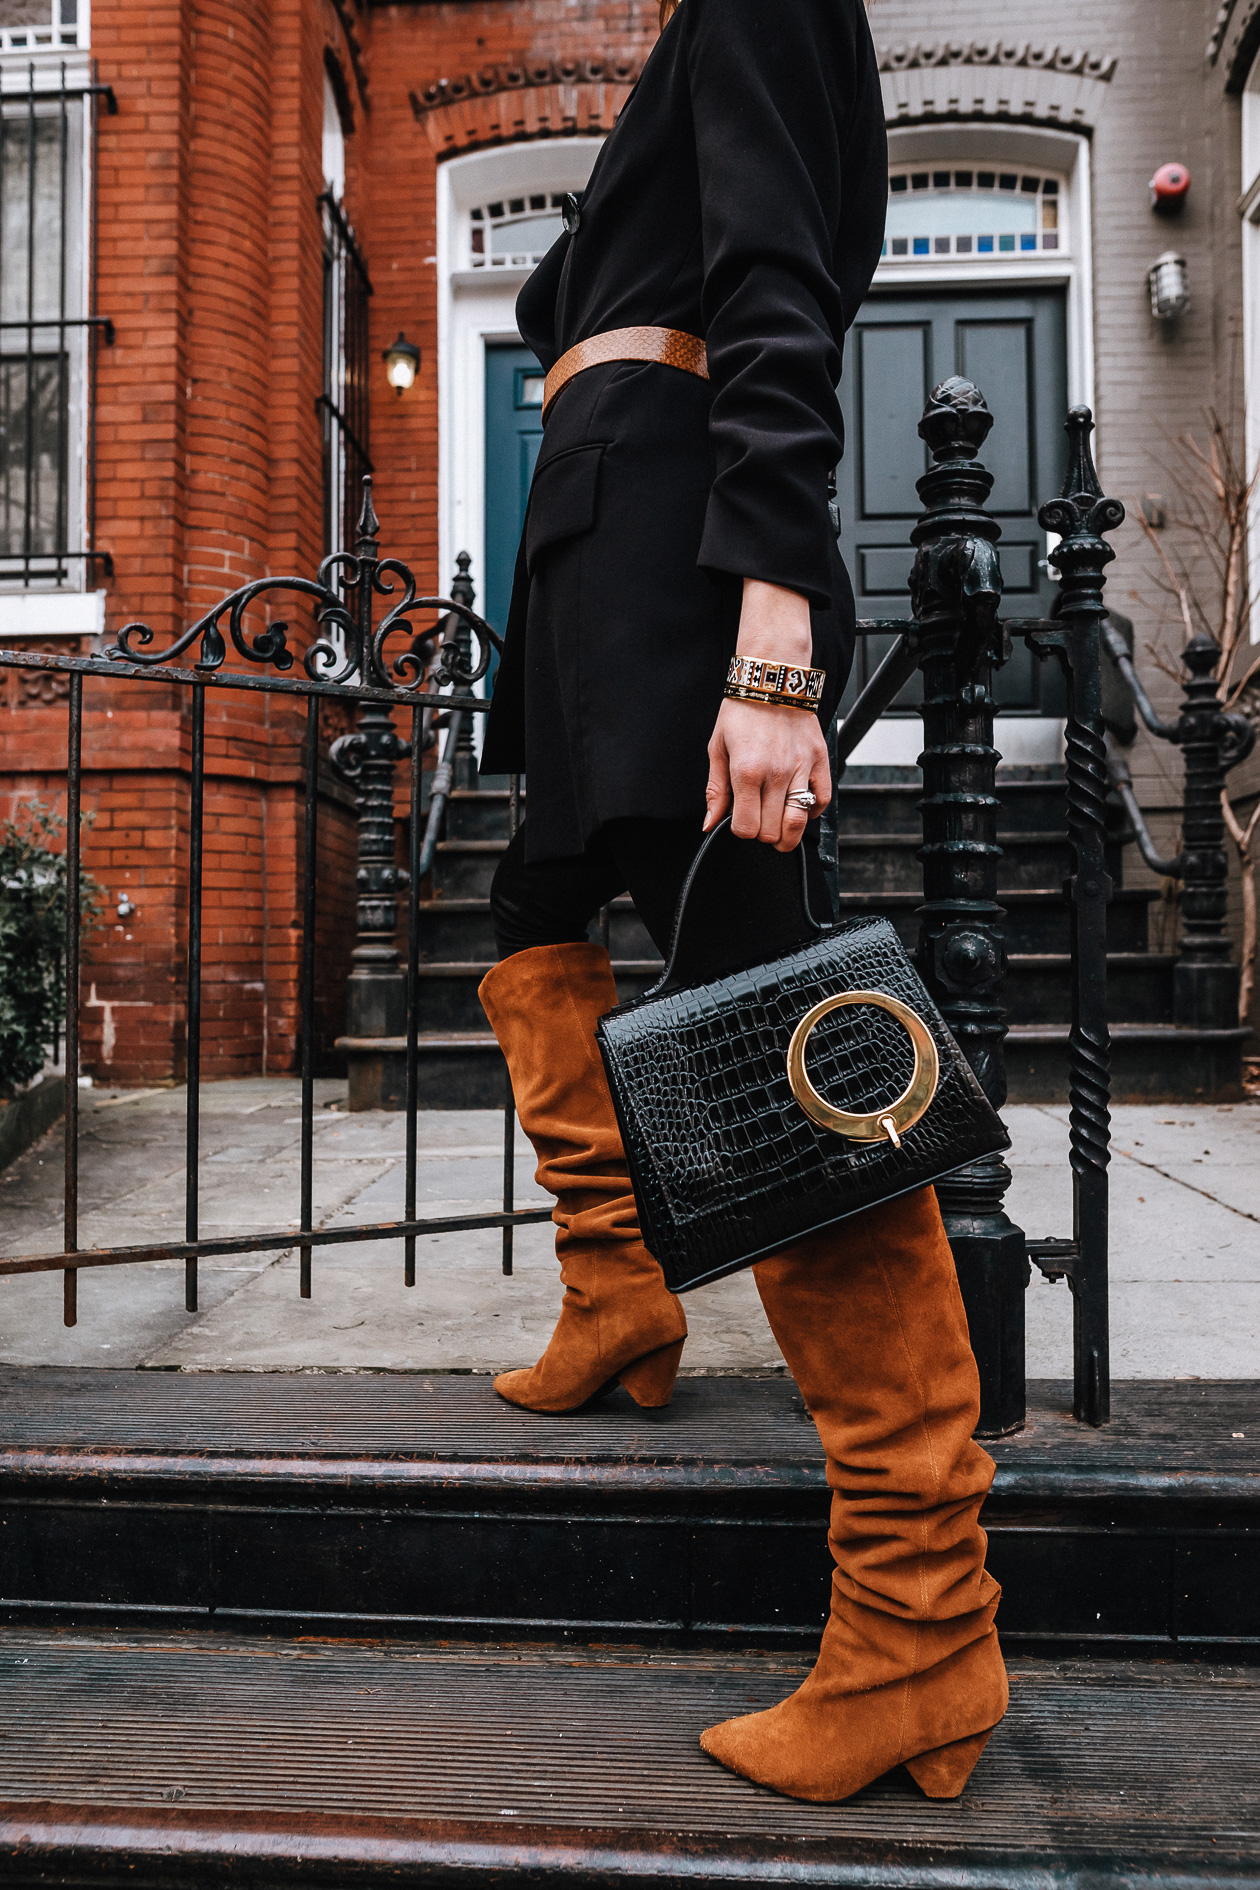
[1150,162,1191,214]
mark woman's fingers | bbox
[729,760,764,840]
[776,790,811,853]
[707,700,832,848]
[703,730,733,832]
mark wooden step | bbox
[1,1371,1255,1649]
[0,1631,1253,1888]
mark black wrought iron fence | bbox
[0,484,552,1328]
[0,375,1148,1435]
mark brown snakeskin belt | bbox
[541,326,709,420]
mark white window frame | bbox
[0,46,101,631]
[0,0,87,55]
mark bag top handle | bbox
[647,817,825,998]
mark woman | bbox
[477,0,1006,1806]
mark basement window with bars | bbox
[468,194,566,269]
[0,51,111,592]
[319,189,373,562]
[880,167,1065,262]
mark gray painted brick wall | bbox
[871,0,1259,1024]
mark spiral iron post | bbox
[449,551,482,787]
[909,377,1027,1439]
[1033,408,1126,1427]
[330,485,412,1101]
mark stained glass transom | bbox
[880,168,1064,263]
[468,195,566,269]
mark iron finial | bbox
[918,377,994,462]
[355,476,381,553]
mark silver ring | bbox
[786,789,818,810]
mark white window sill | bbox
[0,590,105,637]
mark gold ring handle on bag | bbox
[786,990,940,1148]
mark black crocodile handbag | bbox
[596,821,1010,1293]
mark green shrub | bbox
[0,804,101,1096]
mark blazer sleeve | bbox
[686,0,861,609]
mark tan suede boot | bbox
[478,942,687,1413]
[700,1186,1007,1802]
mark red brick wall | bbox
[1,0,649,1086]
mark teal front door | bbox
[483,343,545,663]
[835,286,1069,716]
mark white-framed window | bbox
[882,164,1066,264]
[318,69,371,565]
[876,126,1094,425]
[466,193,567,271]
[0,52,103,607]
[0,0,84,54]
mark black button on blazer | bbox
[480,0,888,862]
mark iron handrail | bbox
[415,709,464,884]
[1100,617,1181,744]
[832,626,920,771]
[1105,742,1186,878]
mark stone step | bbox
[832,887,1158,955]
[357,1012,1241,1108]
[0,1627,1252,1888]
[1002,953,1175,1025]
[832,830,1124,894]
[1005,1022,1248,1103]
[414,962,661,1032]
[404,954,1175,1034]
[416,898,659,963]
[829,766,1076,836]
[0,1372,1255,1648]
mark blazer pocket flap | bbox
[525,443,605,574]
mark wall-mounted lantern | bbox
[1148,251,1190,323]
[1149,162,1191,215]
[382,332,421,395]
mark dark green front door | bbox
[835,287,1069,715]
[483,343,544,659]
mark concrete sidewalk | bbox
[1,1079,1256,1376]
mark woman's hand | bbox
[704,578,832,852]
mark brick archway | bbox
[410,63,644,157]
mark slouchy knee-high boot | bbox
[701,1186,1006,1802]
[478,942,687,1413]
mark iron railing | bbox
[0,377,1152,1437]
[1103,626,1255,1032]
[0,58,115,587]
[0,482,551,1325]
[827,378,1125,1432]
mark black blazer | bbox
[480,0,887,861]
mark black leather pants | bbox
[490,816,828,961]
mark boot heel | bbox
[905,1728,992,1799]
[618,1339,685,1408]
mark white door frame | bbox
[436,140,604,613]
[845,121,1093,766]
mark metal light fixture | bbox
[382,332,421,395]
[1148,251,1189,323]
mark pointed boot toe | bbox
[699,1704,819,1798]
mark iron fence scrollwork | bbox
[0,478,550,1324]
